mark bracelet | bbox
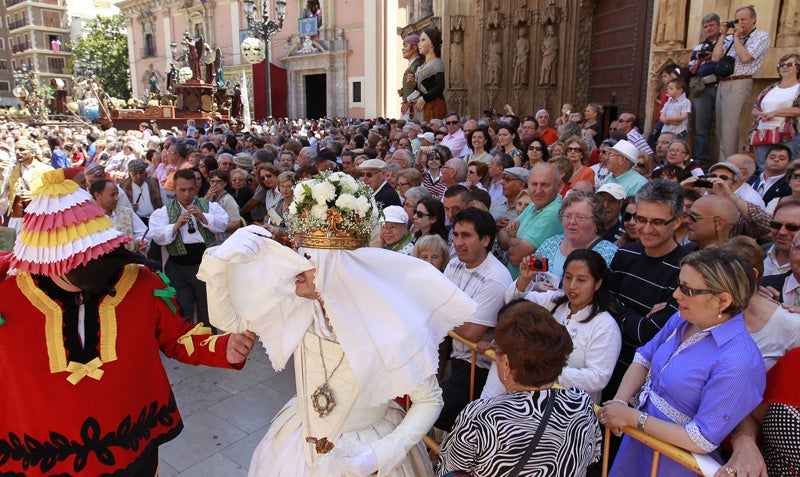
[609,399,630,407]
[637,412,649,432]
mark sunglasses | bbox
[790,173,800,181]
[414,210,434,218]
[566,146,582,153]
[769,220,800,232]
[685,212,719,223]
[598,150,608,155]
[445,120,460,126]
[361,172,376,178]
[634,162,647,169]
[778,62,798,68]
[528,146,543,151]
[678,283,716,297]
[622,212,635,222]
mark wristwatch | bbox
[637,412,649,432]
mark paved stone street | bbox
[158,340,294,476]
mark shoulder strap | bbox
[509,390,557,477]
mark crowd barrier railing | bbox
[440,330,704,477]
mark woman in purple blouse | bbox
[600,248,766,476]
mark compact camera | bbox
[529,256,549,273]
[725,19,739,28]
[693,174,717,188]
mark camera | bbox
[529,256,549,273]
[693,174,717,188]
[697,51,710,60]
[725,19,739,28]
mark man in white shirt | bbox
[90,179,149,254]
[440,112,467,160]
[118,159,166,226]
[436,207,512,431]
[150,169,228,328]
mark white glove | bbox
[312,440,378,477]
[211,225,272,261]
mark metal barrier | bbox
[442,330,704,477]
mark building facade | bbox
[4,0,72,96]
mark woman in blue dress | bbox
[600,248,766,476]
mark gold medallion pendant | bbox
[311,382,336,417]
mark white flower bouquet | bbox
[287,171,381,246]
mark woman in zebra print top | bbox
[438,299,601,476]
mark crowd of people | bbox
[0,6,798,476]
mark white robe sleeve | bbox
[370,375,443,476]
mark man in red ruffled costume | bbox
[0,168,256,476]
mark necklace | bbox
[310,336,345,418]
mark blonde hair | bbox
[412,235,450,271]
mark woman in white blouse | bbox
[481,249,622,403]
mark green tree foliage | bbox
[70,14,130,100]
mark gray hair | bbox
[391,148,414,168]
[447,159,468,183]
[635,179,684,219]
[558,190,606,234]
[412,235,451,271]
[404,186,432,205]
[300,146,315,158]
[701,13,720,24]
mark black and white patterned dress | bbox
[438,388,601,477]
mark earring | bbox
[717,311,722,321]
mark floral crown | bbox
[287,171,381,249]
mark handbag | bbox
[715,34,748,78]
[749,127,782,146]
[442,391,557,477]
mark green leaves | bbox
[70,14,130,100]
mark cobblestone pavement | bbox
[158,340,294,476]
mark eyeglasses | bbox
[634,162,647,169]
[685,212,719,223]
[622,212,636,222]
[678,283,717,297]
[445,120,460,126]
[414,210,434,218]
[598,150,608,155]
[561,215,594,223]
[790,173,800,181]
[769,220,800,232]
[361,172,376,178]
[397,181,410,188]
[528,146,543,151]
[716,174,732,182]
[633,214,677,227]
[566,146,582,153]
[778,62,798,68]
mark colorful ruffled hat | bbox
[12,168,130,276]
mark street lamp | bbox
[241,0,286,118]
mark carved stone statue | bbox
[449,30,464,87]
[654,0,687,48]
[777,0,800,47]
[487,0,502,29]
[513,27,530,86]
[539,24,558,86]
[486,30,502,86]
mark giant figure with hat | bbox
[0,168,256,476]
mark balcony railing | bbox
[8,18,30,30]
[5,0,66,7]
[11,42,31,53]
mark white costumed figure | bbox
[198,172,476,477]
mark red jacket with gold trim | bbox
[0,263,243,476]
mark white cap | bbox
[383,205,408,224]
